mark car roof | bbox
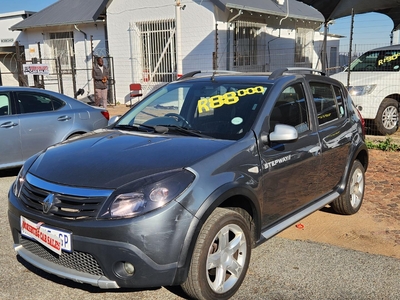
[367,44,400,52]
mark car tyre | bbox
[331,160,365,215]
[374,98,399,135]
[181,208,251,300]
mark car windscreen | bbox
[116,80,272,140]
[350,50,400,72]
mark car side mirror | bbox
[268,124,298,143]
[108,115,121,126]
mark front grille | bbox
[20,177,110,220]
[20,237,105,277]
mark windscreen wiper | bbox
[115,123,209,137]
[115,123,171,133]
[162,125,210,137]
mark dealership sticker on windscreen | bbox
[20,216,72,255]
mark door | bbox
[0,92,22,168]
[15,91,73,161]
[309,81,353,192]
[260,82,322,226]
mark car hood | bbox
[331,71,399,85]
[28,129,233,189]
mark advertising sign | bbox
[23,64,50,75]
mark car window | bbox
[16,92,63,113]
[0,94,11,116]
[310,82,343,125]
[270,83,310,134]
[350,50,400,72]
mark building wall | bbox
[0,12,31,86]
[107,0,217,103]
[20,23,107,98]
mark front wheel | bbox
[374,98,399,135]
[181,208,251,300]
[331,160,365,215]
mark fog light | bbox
[124,262,135,275]
[357,105,363,111]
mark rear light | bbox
[101,110,110,120]
[355,107,366,137]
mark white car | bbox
[331,44,400,135]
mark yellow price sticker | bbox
[197,86,265,114]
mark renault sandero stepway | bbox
[8,69,368,300]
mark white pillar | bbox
[175,0,183,79]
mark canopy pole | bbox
[347,9,355,89]
[321,22,328,73]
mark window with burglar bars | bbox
[295,28,314,67]
[44,32,74,70]
[137,19,176,82]
[233,21,261,67]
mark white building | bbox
[0,11,34,86]
[9,0,109,101]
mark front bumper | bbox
[8,187,196,289]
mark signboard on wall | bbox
[23,64,50,75]
[1,38,14,43]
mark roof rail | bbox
[178,70,240,80]
[269,67,326,80]
[178,70,202,80]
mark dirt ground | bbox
[107,104,400,260]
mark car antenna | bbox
[211,70,217,81]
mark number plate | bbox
[20,216,72,255]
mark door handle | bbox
[308,146,321,156]
[0,121,18,128]
[57,115,72,121]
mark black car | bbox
[8,69,368,300]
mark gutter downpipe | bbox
[74,24,91,95]
[227,9,243,70]
[267,0,289,69]
[128,22,135,83]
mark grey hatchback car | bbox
[0,86,109,170]
[8,69,368,300]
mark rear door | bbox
[259,81,322,226]
[15,91,74,160]
[308,80,353,193]
[0,92,22,168]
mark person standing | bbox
[93,57,109,107]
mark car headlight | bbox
[348,85,376,96]
[13,166,26,197]
[12,152,42,197]
[100,169,195,219]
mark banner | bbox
[23,64,50,75]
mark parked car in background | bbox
[0,87,109,170]
[8,69,368,300]
[331,44,400,135]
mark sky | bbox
[0,0,395,53]
[0,0,58,14]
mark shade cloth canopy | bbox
[297,0,400,30]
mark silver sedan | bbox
[0,86,109,170]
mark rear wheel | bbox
[374,98,399,135]
[181,208,251,300]
[331,160,365,215]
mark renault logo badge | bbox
[43,194,55,213]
